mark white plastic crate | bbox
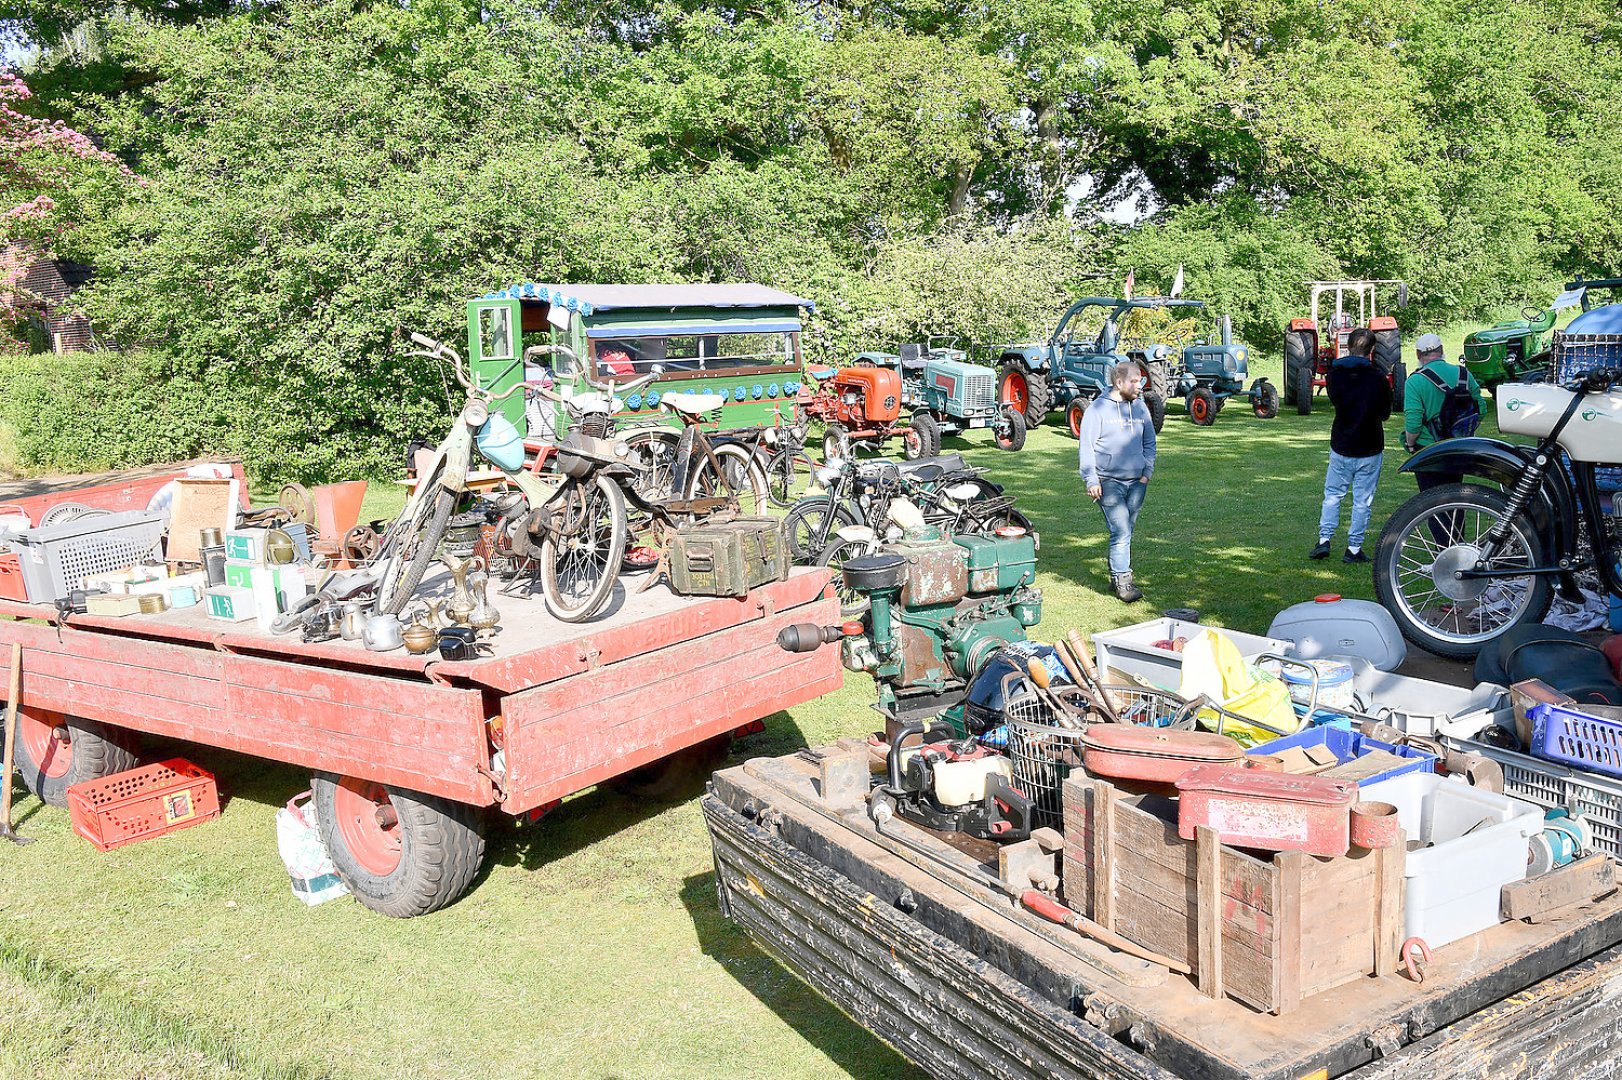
[1092,618,1289,691]
[1360,772,1542,948]
[1344,660,1513,738]
[1444,733,1622,859]
[9,509,167,603]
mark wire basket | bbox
[9,509,167,603]
[1551,332,1622,491]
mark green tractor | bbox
[1461,279,1622,391]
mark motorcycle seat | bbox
[659,391,727,414]
[897,453,969,476]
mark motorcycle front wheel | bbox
[539,475,629,623]
[1372,482,1553,660]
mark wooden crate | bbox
[1061,776,1403,1015]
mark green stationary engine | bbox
[778,527,1041,733]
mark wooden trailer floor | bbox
[709,749,1622,1080]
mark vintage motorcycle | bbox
[1373,365,1622,659]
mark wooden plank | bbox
[1273,851,1302,1015]
[1502,855,1618,922]
[1374,831,1405,977]
[1197,825,1224,1001]
[1095,780,1116,932]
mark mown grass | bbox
[0,346,1499,1079]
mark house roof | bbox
[481,283,815,317]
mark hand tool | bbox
[1020,889,1190,973]
[1065,630,1123,723]
[2,642,35,846]
[1025,658,1084,728]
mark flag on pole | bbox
[1170,264,1184,298]
[1123,268,1135,300]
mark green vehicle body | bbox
[463,283,813,439]
[1462,306,1556,390]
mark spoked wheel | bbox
[377,462,459,615]
[687,444,771,518]
[9,710,139,808]
[313,772,486,917]
[1372,483,1553,660]
[539,475,628,622]
[816,535,876,615]
[822,423,852,464]
[621,428,683,504]
[783,496,858,563]
[964,504,1035,539]
[765,444,811,508]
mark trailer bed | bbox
[705,748,1622,1080]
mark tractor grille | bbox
[962,371,995,411]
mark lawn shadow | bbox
[679,870,927,1080]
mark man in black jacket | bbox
[1310,328,1392,563]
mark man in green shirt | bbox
[1403,333,1486,492]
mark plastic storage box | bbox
[1266,595,1406,671]
[1248,727,1437,786]
[66,758,220,852]
[1530,702,1622,779]
[1443,732,1622,858]
[1093,618,1289,690]
[8,509,167,603]
[1345,659,1514,738]
[1358,772,1542,947]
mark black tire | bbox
[906,413,940,460]
[784,496,859,563]
[312,772,486,918]
[1390,361,1408,412]
[378,482,458,615]
[7,713,138,808]
[993,406,1027,451]
[612,735,733,801]
[1252,380,1280,419]
[539,474,628,623]
[964,505,1035,538]
[997,359,1053,423]
[1188,387,1218,426]
[1372,482,1553,660]
[687,443,771,518]
[1142,391,1167,433]
[816,534,876,616]
[1065,398,1088,439]
[1294,361,1314,415]
[764,445,804,508]
[1374,327,1403,408]
[822,422,851,463]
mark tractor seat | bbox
[899,344,928,372]
[659,391,727,414]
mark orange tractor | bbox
[797,365,940,460]
[1282,280,1408,414]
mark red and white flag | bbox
[1123,268,1135,300]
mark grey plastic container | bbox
[1266,596,1406,671]
[10,509,167,602]
[1092,617,1290,691]
[1343,658,1513,738]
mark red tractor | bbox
[1282,280,1408,415]
[797,365,940,460]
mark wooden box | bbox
[1061,776,1403,1015]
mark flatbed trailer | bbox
[0,544,839,915]
[704,748,1622,1080]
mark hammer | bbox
[2,642,34,845]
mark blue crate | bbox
[1248,727,1438,786]
[1530,702,1622,780]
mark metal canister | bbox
[202,543,227,586]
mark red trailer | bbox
[0,488,840,915]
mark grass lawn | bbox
[0,349,1498,1079]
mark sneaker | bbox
[1309,540,1332,560]
[1343,548,1369,564]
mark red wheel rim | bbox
[1001,372,1029,412]
[1192,397,1209,422]
[904,429,922,455]
[334,777,403,876]
[1068,405,1083,438]
[19,711,70,779]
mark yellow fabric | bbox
[1177,628,1300,746]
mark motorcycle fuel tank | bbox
[1497,382,1622,462]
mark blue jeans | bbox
[1318,451,1383,550]
[1098,478,1147,575]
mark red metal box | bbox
[1175,764,1355,856]
[1079,726,1244,786]
[67,758,220,852]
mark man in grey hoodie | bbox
[1077,361,1157,602]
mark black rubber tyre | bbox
[822,422,851,463]
[539,474,628,623]
[1374,327,1404,408]
[784,496,859,563]
[964,505,1035,538]
[907,413,941,460]
[1142,391,1167,433]
[1284,329,1315,414]
[816,534,876,616]
[1188,387,1218,426]
[1372,482,1553,661]
[7,713,139,808]
[378,479,458,615]
[1252,380,1280,419]
[1294,361,1314,415]
[687,443,771,519]
[993,407,1026,451]
[1066,398,1088,439]
[612,735,732,801]
[997,359,1053,423]
[312,772,486,918]
[1390,361,1408,412]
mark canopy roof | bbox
[481,283,815,317]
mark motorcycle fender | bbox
[1402,438,1577,558]
[835,525,877,544]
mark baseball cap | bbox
[1416,332,1444,355]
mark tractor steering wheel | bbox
[1522,306,1545,322]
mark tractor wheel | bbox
[1374,326,1404,407]
[8,711,139,809]
[907,413,941,459]
[1390,362,1408,412]
[993,407,1027,452]
[1140,360,1173,402]
[1143,391,1167,433]
[1294,362,1314,415]
[1252,380,1280,419]
[313,772,486,917]
[998,360,1053,423]
[822,422,851,463]
[1066,398,1088,439]
[1188,387,1217,426]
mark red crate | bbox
[67,758,220,852]
[0,552,27,602]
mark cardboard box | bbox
[205,586,255,622]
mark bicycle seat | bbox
[660,391,727,414]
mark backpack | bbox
[1420,364,1481,441]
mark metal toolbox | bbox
[1175,765,1357,856]
[667,516,790,598]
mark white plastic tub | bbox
[1358,772,1542,948]
[1092,618,1289,691]
[1344,659,1513,738]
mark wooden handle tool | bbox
[1021,890,1188,973]
[1025,658,1081,729]
[1,642,33,845]
[1065,630,1122,722]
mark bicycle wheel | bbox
[686,443,770,518]
[377,467,459,615]
[766,444,810,508]
[539,475,628,623]
[783,496,858,563]
[815,534,876,616]
[621,427,683,503]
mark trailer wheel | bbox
[313,773,486,918]
[8,711,138,809]
[613,735,733,801]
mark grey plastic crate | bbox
[1443,733,1622,858]
[9,509,167,602]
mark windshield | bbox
[592,331,800,378]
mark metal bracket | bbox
[1083,993,1129,1036]
[1365,1023,1404,1059]
[477,762,508,803]
[578,641,601,669]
